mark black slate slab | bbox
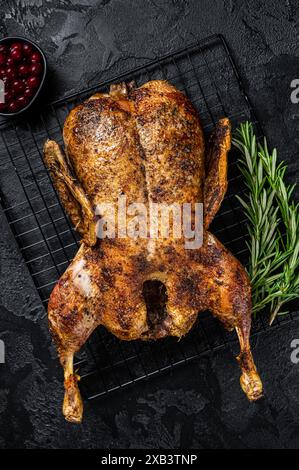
[0,0,298,449]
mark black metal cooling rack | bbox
[0,34,297,401]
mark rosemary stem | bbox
[269,301,284,326]
[233,122,298,323]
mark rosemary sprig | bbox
[233,122,299,324]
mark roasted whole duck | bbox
[44,80,263,423]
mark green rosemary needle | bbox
[232,122,299,324]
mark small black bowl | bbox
[0,36,47,118]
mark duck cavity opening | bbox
[142,280,169,337]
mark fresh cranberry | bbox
[0,53,6,66]
[0,102,7,112]
[6,57,14,66]
[30,51,42,63]
[22,43,33,56]
[1,75,10,86]
[27,75,40,89]
[10,48,22,62]
[8,101,21,113]
[24,87,35,100]
[16,95,27,109]
[6,66,17,79]
[0,45,7,55]
[29,62,43,75]
[11,79,24,94]
[10,42,23,52]
[4,89,13,102]
[18,64,29,77]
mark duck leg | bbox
[164,233,263,400]
[49,240,150,422]
[235,325,263,401]
[48,244,101,423]
[60,351,83,423]
[202,233,263,401]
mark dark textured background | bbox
[0,0,299,449]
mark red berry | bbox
[11,79,24,94]
[24,87,34,100]
[8,101,21,113]
[0,67,5,78]
[0,45,7,55]
[10,42,22,52]
[1,75,10,86]
[4,89,13,102]
[30,51,42,63]
[27,75,40,89]
[29,62,43,75]
[18,64,29,77]
[6,66,17,79]
[6,57,14,66]
[16,95,27,109]
[0,53,6,66]
[22,43,33,56]
[10,48,22,62]
[0,102,7,112]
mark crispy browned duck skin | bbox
[44,140,97,246]
[204,120,230,229]
[44,80,263,423]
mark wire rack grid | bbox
[0,34,297,401]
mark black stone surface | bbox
[0,0,299,449]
